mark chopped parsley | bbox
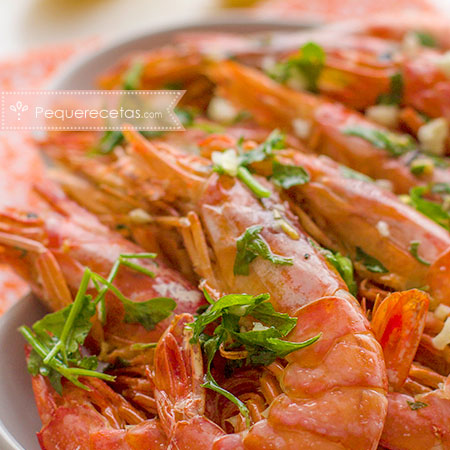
[271,160,310,189]
[189,291,321,425]
[409,241,431,266]
[408,185,450,231]
[234,225,293,275]
[212,141,273,198]
[239,129,286,166]
[413,31,437,48]
[175,107,195,127]
[308,239,357,295]
[343,126,416,157]
[339,165,373,183]
[355,247,388,273]
[407,400,428,410]
[269,42,325,93]
[122,60,145,91]
[20,253,175,394]
[377,72,404,105]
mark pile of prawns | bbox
[3,15,450,450]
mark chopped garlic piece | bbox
[435,304,450,321]
[252,322,270,331]
[279,219,300,240]
[375,179,394,192]
[211,149,240,176]
[365,105,399,128]
[286,71,308,91]
[410,157,435,176]
[261,56,276,72]
[207,96,238,123]
[418,118,449,155]
[376,221,390,237]
[402,32,421,57]
[432,317,450,350]
[128,208,152,224]
[292,118,312,139]
[436,51,450,78]
[398,194,411,205]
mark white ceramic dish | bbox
[0,18,315,450]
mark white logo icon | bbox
[9,101,29,121]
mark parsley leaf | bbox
[93,130,124,154]
[431,182,450,194]
[20,252,174,393]
[19,269,113,394]
[32,294,95,356]
[234,225,294,275]
[91,129,165,155]
[272,160,310,189]
[212,130,288,199]
[308,239,357,295]
[339,165,373,183]
[407,400,428,410]
[408,185,450,231]
[356,247,388,273]
[122,60,145,91]
[377,73,404,105]
[325,251,357,296]
[122,297,176,330]
[343,126,416,157]
[413,31,437,48]
[201,334,251,424]
[239,129,286,166]
[409,241,431,266]
[270,42,325,93]
[189,291,320,426]
[212,150,271,198]
[27,350,63,395]
[175,107,195,127]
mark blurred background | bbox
[1,0,450,57]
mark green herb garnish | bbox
[122,60,145,91]
[234,225,294,275]
[431,182,450,194]
[93,130,124,155]
[212,130,289,198]
[343,126,416,157]
[409,241,431,266]
[308,239,357,295]
[377,73,404,105]
[407,400,429,410]
[270,42,325,93]
[355,247,388,273]
[20,252,175,394]
[413,31,437,48]
[189,291,321,425]
[239,129,286,166]
[408,185,450,231]
[271,160,310,189]
[175,107,195,127]
[339,165,373,183]
[212,149,271,198]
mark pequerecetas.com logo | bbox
[9,101,29,121]
[0,90,185,131]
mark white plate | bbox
[0,18,315,450]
